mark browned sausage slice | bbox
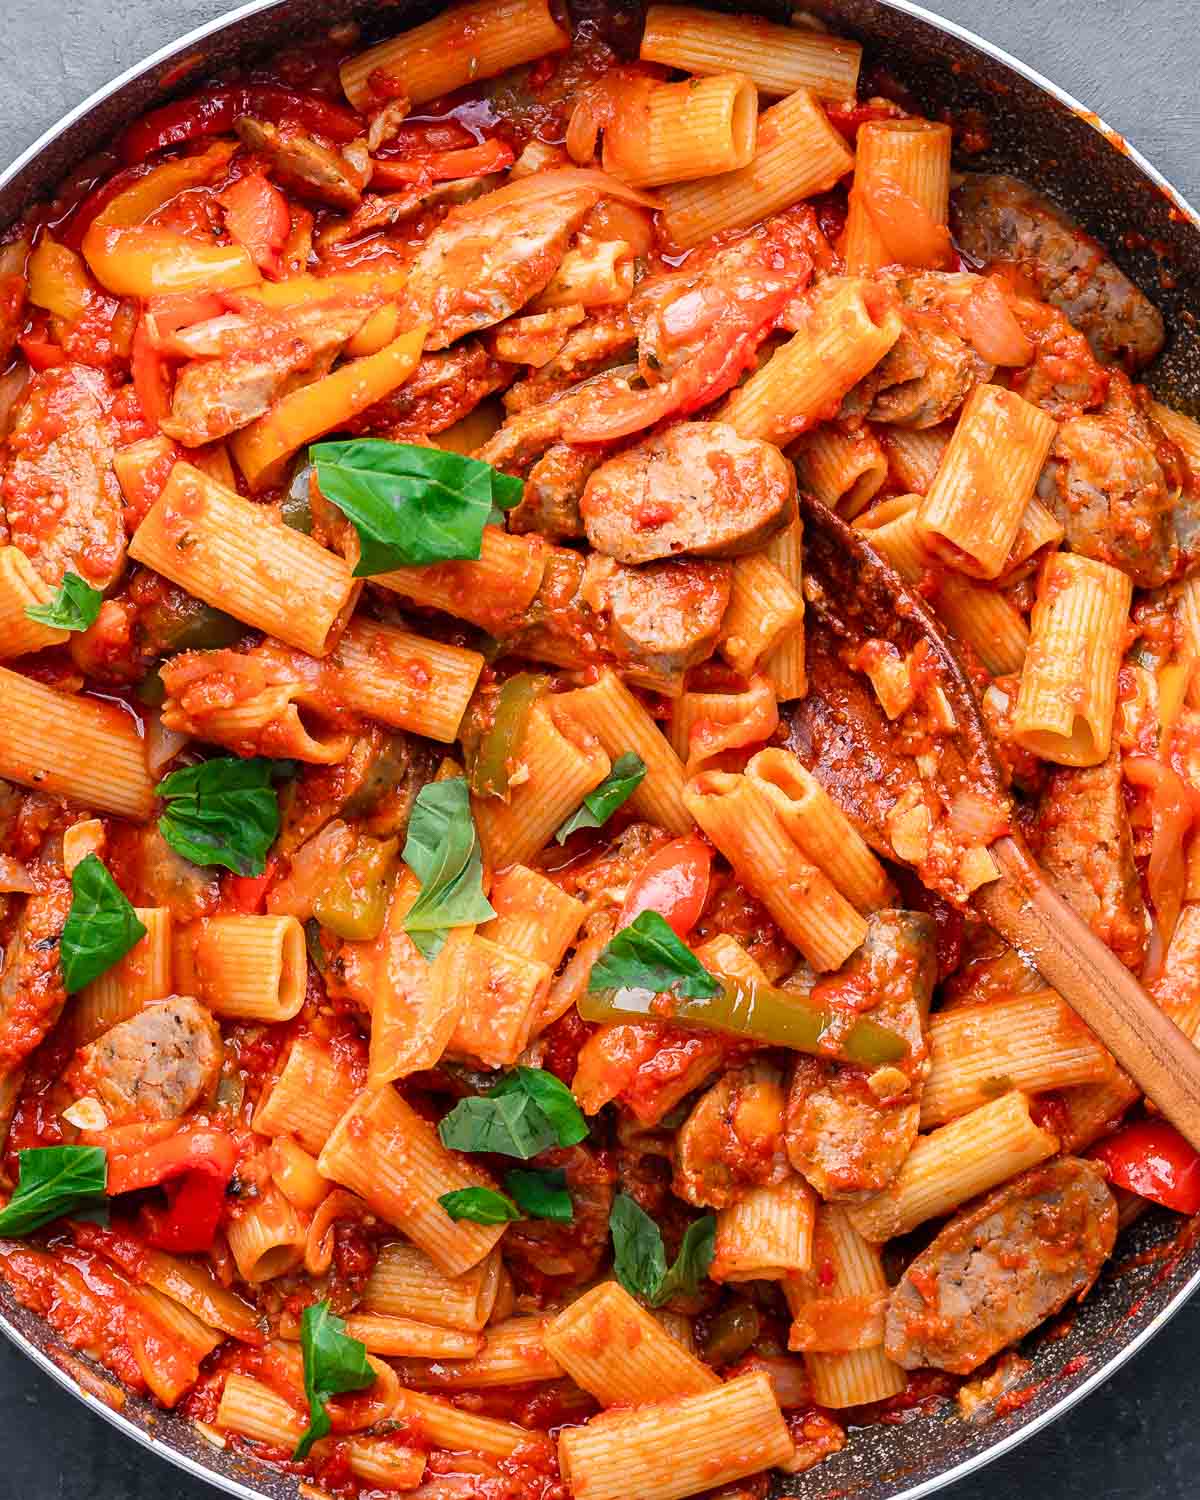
[595,555,732,693]
[580,422,796,564]
[235,117,365,209]
[67,996,223,1125]
[884,1157,1117,1374]
[953,173,1164,368]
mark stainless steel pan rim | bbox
[0,2,1198,1497]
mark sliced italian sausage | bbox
[0,879,72,1079]
[953,173,1164,368]
[580,422,796,563]
[784,911,935,1201]
[235,117,365,209]
[67,996,223,1125]
[597,555,732,693]
[884,1157,1117,1373]
[1035,748,1149,973]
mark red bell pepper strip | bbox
[130,318,172,428]
[368,139,516,189]
[219,173,291,277]
[118,85,362,164]
[107,1126,238,1253]
[225,857,278,914]
[1090,1118,1200,1214]
[17,330,66,370]
[619,836,712,940]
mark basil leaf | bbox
[157,757,283,877]
[555,752,647,843]
[505,1167,573,1222]
[609,1193,716,1307]
[439,1068,588,1159]
[295,1301,375,1461]
[0,1146,108,1237]
[439,1186,520,1224]
[657,1213,716,1302]
[25,572,104,633]
[402,778,494,960]
[60,855,147,994]
[492,1067,588,1147]
[610,1193,667,1303]
[589,911,721,1000]
[311,439,522,576]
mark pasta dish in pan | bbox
[0,2,1196,1497]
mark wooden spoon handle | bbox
[976,835,1200,1152]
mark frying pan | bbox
[1,2,1199,1497]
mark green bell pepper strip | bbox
[466,673,549,800]
[312,836,398,941]
[577,977,908,1068]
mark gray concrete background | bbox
[0,2,1197,1497]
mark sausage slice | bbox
[884,1157,1117,1374]
[580,422,796,563]
[597,555,732,693]
[67,996,223,1125]
[953,173,1164,368]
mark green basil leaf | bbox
[0,1146,108,1237]
[491,1068,588,1147]
[157,757,284,877]
[294,1301,375,1462]
[60,855,147,994]
[609,1193,667,1303]
[589,911,721,1000]
[555,752,647,843]
[609,1194,715,1307]
[439,1186,520,1224]
[402,778,494,960]
[24,572,104,633]
[311,439,523,576]
[505,1167,573,1222]
[438,1068,588,1159]
[657,1214,716,1302]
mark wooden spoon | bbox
[789,491,1200,1151]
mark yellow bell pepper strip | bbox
[237,264,409,310]
[27,236,93,323]
[346,303,402,357]
[231,324,427,492]
[82,141,260,298]
[577,977,909,1067]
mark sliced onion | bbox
[859,176,954,270]
[960,278,1034,366]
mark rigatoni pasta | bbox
[640,5,862,98]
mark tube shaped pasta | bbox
[331,620,484,743]
[554,669,691,834]
[73,907,172,1046]
[603,74,758,188]
[0,667,155,819]
[253,1035,361,1155]
[128,463,359,657]
[0,547,69,657]
[217,1372,305,1448]
[544,1283,719,1404]
[785,1204,905,1407]
[761,519,807,701]
[345,1440,427,1489]
[881,425,948,494]
[225,1185,306,1284]
[722,278,903,446]
[1012,551,1133,766]
[340,0,569,112]
[846,1090,1060,1242]
[400,1315,563,1388]
[683,770,867,970]
[557,1370,793,1500]
[670,674,780,773]
[921,991,1115,1127]
[792,424,887,520]
[317,1085,508,1275]
[712,1176,816,1281]
[843,119,952,274]
[473,699,611,869]
[373,526,546,634]
[176,915,306,1022]
[479,865,584,971]
[660,88,854,248]
[448,936,551,1068]
[640,5,861,99]
[746,748,893,912]
[854,494,1029,676]
[917,384,1058,580]
[341,1314,481,1360]
[719,554,805,676]
[362,1242,501,1330]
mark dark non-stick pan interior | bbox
[1,3,1198,1497]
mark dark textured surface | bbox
[0,2,1198,1499]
